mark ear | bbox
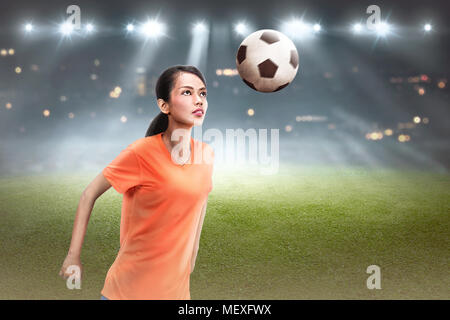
[157,98,170,115]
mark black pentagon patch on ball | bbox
[242,78,257,91]
[260,31,280,44]
[274,82,290,92]
[290,50,299,69]
[258,59,278,78]
[237,45,247,64]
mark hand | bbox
[59,254,83,281]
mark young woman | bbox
[58,65,214,300]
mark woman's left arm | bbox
[191,198,208,274]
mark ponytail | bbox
[145,111,169,137]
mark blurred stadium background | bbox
[0,0,449,176]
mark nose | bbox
[194,93,203,105]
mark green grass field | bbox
[0,164,449,299]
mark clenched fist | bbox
[59,254,83,281]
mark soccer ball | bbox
[236,29,299,93]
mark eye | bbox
[182,90,207,97]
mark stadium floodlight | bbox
[375,22,390,36]
[60,22,74,35]
[424,24,432,32]
[193,22,206,33]
[313,24,321,32]
[291,19,309,34]
[25,23,33,32]
[282,18,311,39]
[353,23,363,33]
[85,23,94,33]
[235,23,247,35]
[141,20,165,38]
[126,24,135,32]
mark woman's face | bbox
[167,72,208,127]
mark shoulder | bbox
[193,138,214,154]
[203,142,214,156]
[193,139,214,165]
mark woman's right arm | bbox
[58,172,112,280]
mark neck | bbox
[162,126,192,151]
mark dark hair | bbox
[145,65,206,137]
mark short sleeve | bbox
[103,148,142,194]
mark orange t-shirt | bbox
[100,132,214,300]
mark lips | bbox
[192,108,204,116]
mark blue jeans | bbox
[101,295,109,300]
